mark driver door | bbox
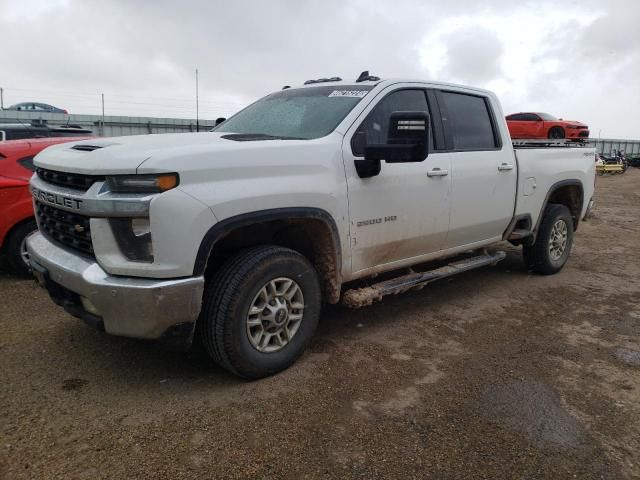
[342,87,452,275]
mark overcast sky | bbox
[2,0,638,138]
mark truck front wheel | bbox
[523,204,574,275]
[197,245,322,379]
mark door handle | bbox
[427,168,449,177]
[498,163,514,171]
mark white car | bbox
[27,73,596,378]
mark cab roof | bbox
[288,78,493,96]
[285,70,492,96]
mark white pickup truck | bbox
[27,73,596,378]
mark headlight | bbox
[109,217,153,262]
[107,173,179,193]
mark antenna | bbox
[101,93,105,129]
[356,71,380,83]
[195,68,200,133]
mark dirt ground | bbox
[1,169,639,480]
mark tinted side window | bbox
[523,113,540,121]
[352,89,430,156]
[440,92,498,150]
[18,156,36,171]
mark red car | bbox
[506,112,589,140]
[1,136,91,274]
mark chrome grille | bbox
[36,168,104,191]
[35,201,93,256]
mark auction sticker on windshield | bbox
[328,90,368,98]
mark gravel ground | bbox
[1,169,639,479]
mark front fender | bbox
[193,207,341,276]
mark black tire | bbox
[522,240,536,270]
[548,127,565,139]
[523,204,574,275]
[5,219,37,276]
[197,245,322,379]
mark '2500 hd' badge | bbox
[357,215,397,227]
[32,187,83,210]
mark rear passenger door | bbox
[437,90,516,248]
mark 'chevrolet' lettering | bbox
[32,187,83,210]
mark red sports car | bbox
[0,136,91,274]
[506,112,589,140]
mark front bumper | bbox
[26,232,204,342]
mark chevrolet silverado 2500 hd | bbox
[27,74,596,378]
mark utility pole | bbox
[195,68,200,132]
[101,93,105,137]
[0,87,4,109]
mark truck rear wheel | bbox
[197,245,321,379]
[5,219,37,276]
[523,204,574,275]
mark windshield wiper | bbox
[221,133,305,142]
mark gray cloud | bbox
[1,0,638,137]
[524,0,640,136]
[440,26,504,84]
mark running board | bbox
[342,251,507,308]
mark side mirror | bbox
[355,111,430,178]
[215,117,226,126]
[365,111,430,163]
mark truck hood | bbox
[33,132,308,175]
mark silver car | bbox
[5,102,68,114]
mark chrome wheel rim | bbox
[549,219,568,261]
[19,237,30,267]
[246,277,305,353]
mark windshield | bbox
[538,112,557,121]
[214,86,374,140]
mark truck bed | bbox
[512,139,589,148]
[513,145,596,228]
